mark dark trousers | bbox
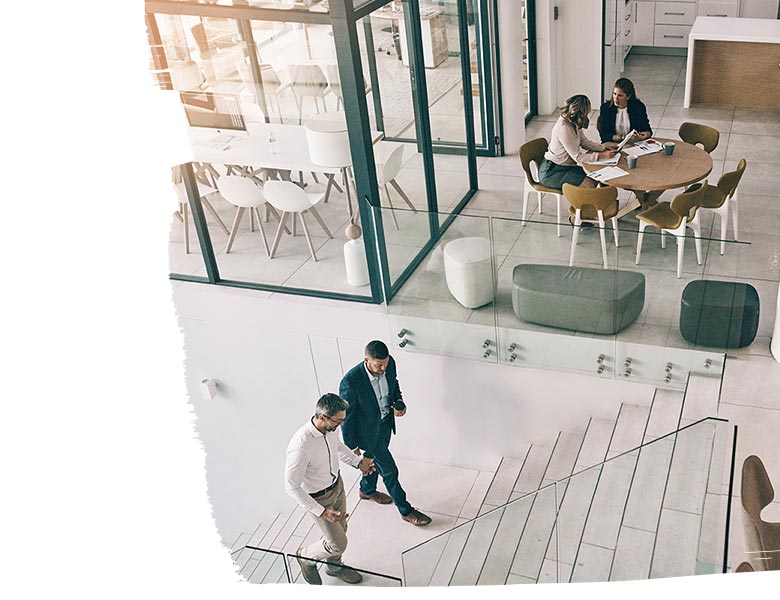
[360,418,412,516]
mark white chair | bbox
[635,184,707,279]
[263,181,333,262]
[286,64,329,124]
[376,143,416,230]
[217,175,277,256]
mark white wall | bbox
[173,282,654,546]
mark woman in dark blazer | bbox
[598,78,653,144]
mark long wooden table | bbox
[582,138,713,218]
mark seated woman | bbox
[539,94,616,190]
[598,77,652,144]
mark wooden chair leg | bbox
[270,211,290,258]
[389,179,417,212]
[225,207,246,254]
[252,207,270,257]
[202,197,230,236]
[308,206,333,238]
[383,184,400,231]
[298,212,318,262]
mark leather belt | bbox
[310,475,340,499]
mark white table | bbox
[684,17,780,108]
[188,124,384,219]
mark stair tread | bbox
[579,454,637,550]
[449,509,504,585]
[513,443,556,495]
[622,437,675,532]
[545,431,586,482]
[650,508,701,578]
[575,418,617,471]
[610,526,656,581]
[508,484,559,580]
[477,497,534,584]
[570,543,614,583]
[608,404,650,457]
[483,450,529,506]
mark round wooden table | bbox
[582,138,713,216]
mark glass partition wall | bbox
[149,0,479,302]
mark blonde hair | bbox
[560,94,591,130]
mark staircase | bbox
[402,377,732,586]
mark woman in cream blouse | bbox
[539,94,616,190]
[598,78,652,144]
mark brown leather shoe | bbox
[401,509,431,526]
[359,491,392,505]
[325,565,363,584]
[296,549,322,585]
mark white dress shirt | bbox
[284,418,362,516]
[364,363,391,419]
[544,117,606,166]
[615,107,630,137]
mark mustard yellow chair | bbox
[562,183,619,269]
[679,121,720,154]
[519,138,564,237]
[741,455,780,571]
[635,183,707,278]
[686,159,746,254]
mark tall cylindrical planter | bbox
[344,239,369,287]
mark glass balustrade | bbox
[372,204,770,389]
[231,546,292,583]
[401,417,733,585]
[287,550,403,586]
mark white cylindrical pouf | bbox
[443,237,494,308]
[344,239,369,287]
[304,111,351,168]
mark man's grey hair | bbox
[315,393,349,418]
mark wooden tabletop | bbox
[582,138,713,193]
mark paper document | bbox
[615,129,637,152]
[623,139,664,157]
[587,155,620,166]
[587,166,629,182]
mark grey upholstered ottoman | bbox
[512,264,645,334]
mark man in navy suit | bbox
[339,340,431,526]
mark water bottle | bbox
[269,131,277,155]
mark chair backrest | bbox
[240,101,266,128]
[678,121,720,153]
[289,64,328,95]
[379,143,405,183]
[717,158,747,199]
[217,175,266,208]
[518,138,548,186]
[562,183,618,212]
[670,181,707,221]
[742,454,775,521]
[263,180,312,212]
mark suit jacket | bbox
[597,98,652,143]
[339,357,403,453]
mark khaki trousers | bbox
[301,475,348,567]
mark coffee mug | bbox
[627,155,638,169]
[664,142,675,156]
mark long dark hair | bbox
[560,95,591,130]
[613,77,638,102]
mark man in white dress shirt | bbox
[284,393,375,585]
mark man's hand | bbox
[393,406,407,417]
[358,456,375,476]
[353,448,362,456]
[322,508,348,523]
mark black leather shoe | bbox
[401,509,432,526]
[359,491,393,505]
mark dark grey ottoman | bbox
[512,264,645,334]
[680,280,759,348]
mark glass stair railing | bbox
[401,417,734,586]
[230,545,403,586]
